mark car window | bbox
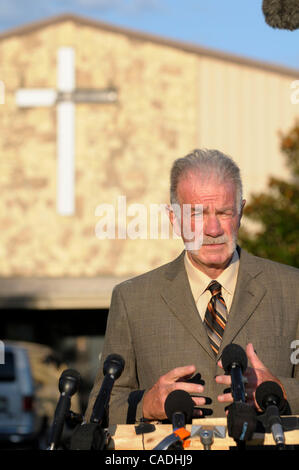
[0,351,15,381]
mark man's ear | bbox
[238,199,246,228]
[240,199,246,218]
[166,204,173,224]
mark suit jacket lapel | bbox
[218,248,267,358]
[161,251,216,360]
[160,248,267,362]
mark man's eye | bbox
[220,212,233,217]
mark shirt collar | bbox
[184,249,240,300]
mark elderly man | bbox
[85,149,299,424]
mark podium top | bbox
[108,416,299,450]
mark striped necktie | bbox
[204,280,228,355]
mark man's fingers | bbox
[172,381,204,395]
[192,408,204,418]
[164,364,197,382]
[191,396,206,407]
[217,392,233,403]
[215,374,231,385]
[246,343,265,370]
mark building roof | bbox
[0,13,298,78]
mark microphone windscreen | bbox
[59,369,81,395]
[164,389,194,424]
[227,402,257,441]
[103,353,125,379]
[255,380,285,411]
[221,343,248,374]
[262,0,299,30]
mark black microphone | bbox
[165,389,194,429]
[153,389,194,450]
[222,343,247,403]
[262,0,299,30]
[255,381,286,449]
[48,369,81,450]
[70,354,125,450]
[222,344,257,443]
[90,353,125,426]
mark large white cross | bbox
[16,47,117,215]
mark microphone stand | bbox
[222,344,257,449]
[70,354,125,450]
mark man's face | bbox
[171,171,245,272]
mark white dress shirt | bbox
[184,249,240,321]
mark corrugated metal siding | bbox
[197,56,298,200]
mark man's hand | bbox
[216,343,286,409]
[142,365,205,421]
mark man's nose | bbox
[204,214,224,237]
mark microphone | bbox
[153,390,193,450]
[255,381,286,449]
[70,354,125,450]
[262,0,299,31]
[48,369,81,450]
[221,344,257,443]
[90,353,125,426]
[222,343,247,403]
[165,389,194,429]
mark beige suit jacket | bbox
[85,247,299,424]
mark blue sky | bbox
[0,0,298,70]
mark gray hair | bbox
[170,148,243,213]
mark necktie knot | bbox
[207,280,221,297]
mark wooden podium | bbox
[107,417,299,450]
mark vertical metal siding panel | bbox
[197,56,298,205]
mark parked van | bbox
[0,343,44,446]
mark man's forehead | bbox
[177,170,236,197]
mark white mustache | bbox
[202,236,229,245]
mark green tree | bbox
[239,121,299,268]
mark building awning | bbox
[0,276,129,309]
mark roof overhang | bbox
[0,276,129,309]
